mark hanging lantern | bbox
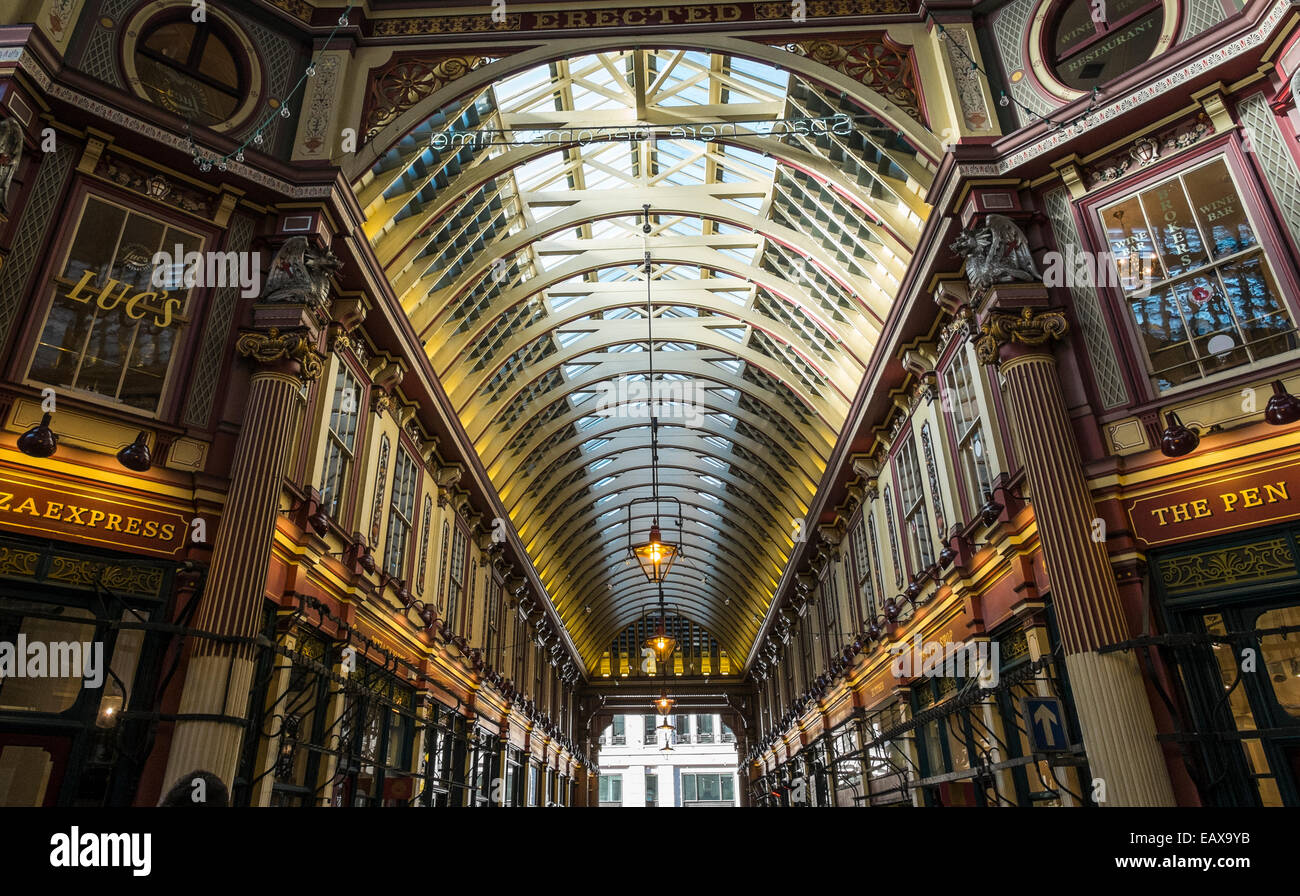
[633,522,678,582]
[644,618,678,665]
[653,692,675,715]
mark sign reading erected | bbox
[1125,458,1300,549]
[0,469,189,558]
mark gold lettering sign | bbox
[0,469,189,558]
[63,270,183,329]
[1126,458,1300,548]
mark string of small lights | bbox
[930,18,1100,133]
[188,2,356,172]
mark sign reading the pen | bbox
[1125,459,1300,548]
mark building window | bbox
[486,575,503,670]
[445,524,468,633]
[321,364,362,518]
[1100,156,1297,392]
[1047,0,1164,91]
[895,437,933,574]
[134,18,245,127]
[598,773,622,804]
[642,714,657,745]
[851,513,878,623]
[611,715,626,745]
[942,348,993,515]
[697,714,715,744]
[28,195,202,414]
[645,769,658,806]
[675,714,691,744]
[383,450,418,579]
[681,773,734,803]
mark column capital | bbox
[974,305,1070,366]
[235,326,327,383]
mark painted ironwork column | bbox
[163,309,326,794]
[975,299,1174,806]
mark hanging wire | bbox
[931,19,1099,133]
[189,3,357,171]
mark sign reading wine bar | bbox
[0,469,190,558]
[1126,458,1300,548]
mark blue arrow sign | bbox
[1021,696,1068,753]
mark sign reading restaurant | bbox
[1125,458,1300,548]
[0,469,190,558]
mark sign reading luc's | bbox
[1125,459,1300,548]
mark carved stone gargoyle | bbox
[949,213,1040,292]
[263,236,343,307]
[0,118,23,215]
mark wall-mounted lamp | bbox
[116,431,152,472]
[1159,411,1199,458]
[978,491,1003,527]
[17,413,58,458]
[1265,380,1300,426]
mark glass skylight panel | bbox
[664,218,703,236]
[699,474,724,487]
[549,292,583,311]
[713,327,746,342]
[711,358,743,374]
[593,475,617,489]
[556,331,588,348]
[590,457,614,472]
[701,456,728,470]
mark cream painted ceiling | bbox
[355,48,931,669]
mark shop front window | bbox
[28,195,202,414]
[1100,157,1297,392]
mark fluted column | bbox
[163,314,326,795]
[976,300,1174,806]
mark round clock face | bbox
[1049,0,1165,91]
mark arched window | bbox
[135,18,245,126]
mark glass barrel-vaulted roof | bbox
[354,48,931,671]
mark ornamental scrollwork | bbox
[974,307,1070,366]
[235,327,327,382]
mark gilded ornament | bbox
[974,307,1070,365]
[236,327,327,382]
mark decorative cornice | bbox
[974,307,1069,366]
[235,327,326,382]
